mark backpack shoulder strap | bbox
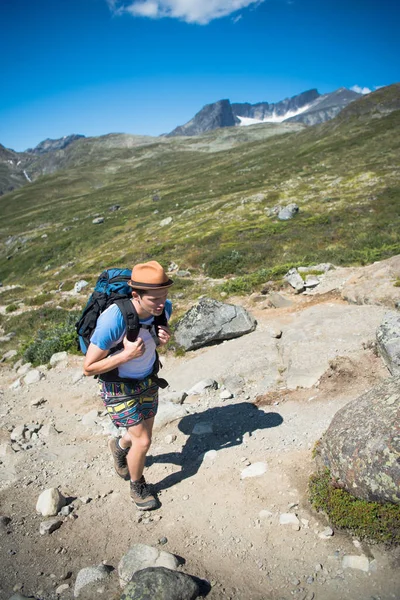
[154,308,168,329]
[114,298,140,342]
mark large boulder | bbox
[118,544,179,587]
[376,311,400,375]
[119,567,200,600]
[174,298,256,351]
[317,376,400,504]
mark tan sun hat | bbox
[129,261,174,290]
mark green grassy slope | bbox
[1,87,399,296]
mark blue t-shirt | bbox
[90,299,172,379]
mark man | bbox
[83,261,173,510]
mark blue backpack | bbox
[75,268,167,354]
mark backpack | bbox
[75,268,167,355]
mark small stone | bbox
[40,519,63,535]
[9,379,22,390]
[55,584,69,594]
[279,513,300,526]
[301,518,309,528]
[17,362,32,376]
[318,527,334,539]
[259,510,273,519]
[164,434,176,444]
[79,496,91,504]
[220,390,233,400]
[158,537,168,545]
[342,554,370,572]
[192,422,213,435]
[182,495,189,501]
[92,217,104,224]
[50,352,68,366]
[24,370,44,386]
[36,488,66,517]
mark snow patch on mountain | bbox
[237,103,313,126]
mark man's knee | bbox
[128,429,151,452]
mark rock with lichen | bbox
[317,375,400,504]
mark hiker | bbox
[83,261,173,510]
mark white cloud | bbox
[108,0,265,24]
[351,85,372,95]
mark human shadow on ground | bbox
[149,402,283,492]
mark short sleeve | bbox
[90,304,125,351]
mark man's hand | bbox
[122,336,145,359]
[157,325,171,346]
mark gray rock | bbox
[279,513,300,526]
[304,275,321,288]
[160,390,188,405]
[50,351,68,366]
[319,527,334,539]
[192,422,213,435]
[36,488,66,516]
[278,203,299,220]
[153,403,188,431]
[175,298,256,351]
[318,375,400,504]
[118,544,179,587]
[160,217,172,227]
[342,555,370,572]
[284,268,305,292]
[186,379,218,395]
[81,409,100,428]
[92,217,104,224]
[74,280,89,294]
[1,349,17,362]
[17,362,32,376]
[24,370,44,385]
[10,425,26,442]
[39,518,63,535]
[376,311,400,375]
[267,293,293,308]
[298,263,333,274]
[74,564,112,598]
[119,567,200,600]
[8,595,37,600]
[109,204,121,211]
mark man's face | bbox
[139,289,169,316]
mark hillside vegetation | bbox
[0,86,399,302]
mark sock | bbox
[117,439,129,451]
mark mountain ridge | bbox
[167,87,363,136]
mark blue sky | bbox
[1,0,398,151]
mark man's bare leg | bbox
[127,417,157,510]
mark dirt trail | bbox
[0,291,399,600]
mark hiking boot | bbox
[130,476,158,511]
[108,438,130,480]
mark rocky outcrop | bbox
[25,134,85,155]
[174,298,256,351]
[340,254,400,309]
[167,100,236,137]
[317,376,400,504]
[376,311,400,375]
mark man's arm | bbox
[83,336,145,377]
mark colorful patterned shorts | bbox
[99,377,159,428]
